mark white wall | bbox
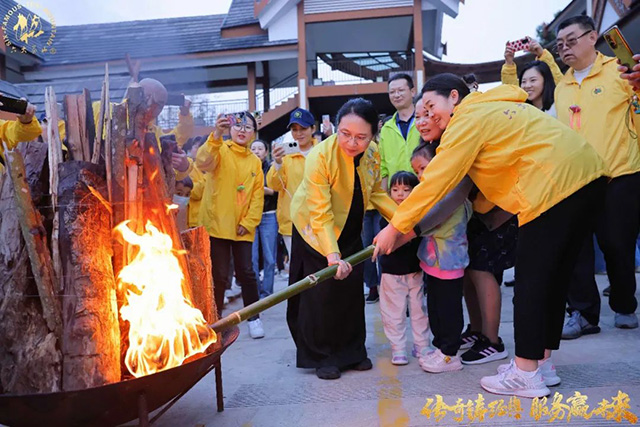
[269,5,298,42]
[599,1,620,34]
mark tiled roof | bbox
[222,0,259,29]
[0,0,54,59]
[0,79,28,98]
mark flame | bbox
[115,220,217,377]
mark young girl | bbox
[196,112,265,339]
[410,142,472,373]
[378,171,429,366]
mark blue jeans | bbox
[252,212,278,298]
[361,210,381,289]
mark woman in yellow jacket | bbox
[196,112,265,339]
[288,98,397,380]
[374,74,608,398]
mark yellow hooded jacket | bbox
[290,134,397,257]
[501,49,564,86]
[187,165,204,228]
[195,133,264,242]
[0,119,43,173]
[265,138,317,236]
[555,52,640,178]
[391,85,607,234]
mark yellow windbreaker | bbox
[187,165,204,228]
[555,52,640,178]
[0,119,43,173]
[290,134,397,257]
[391,85,607,233]
[265,138,317,236]
[195,133,264,242]
[501,49,564,86]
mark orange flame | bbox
[115,220,217,377]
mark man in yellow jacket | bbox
[0,101,42,174]
[554,16,640,333]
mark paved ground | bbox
[154,270,640,427]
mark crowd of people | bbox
[1,14,638,400]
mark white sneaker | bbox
[223,296,229,306]
[225,282,242,299]
[483,360,550,398]
[248,319,265,339]
[419,349,463,373]
[497,358,561,387]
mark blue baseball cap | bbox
[38,112,47,122]
[288,108,315,129]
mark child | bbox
[173,177,193,231]
[410,142,472,373]
[378,171,430,365]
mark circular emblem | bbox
[592,86,604,96]
[294,111,302,118]
[2,2,56,56]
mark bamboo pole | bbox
[211,245,375,333]
[91,63,109,165]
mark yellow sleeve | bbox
[195,132,222,173]
[239,164,264,234]
[266,162,286,192]
[390,118,484,233]
[538,49,564,84]
[0,118,42,159]
[304,151,340,256]
[501,63,519,86]
[175,158,193,182]
[369,175,397,221]
[190,179,204,201]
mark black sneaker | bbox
[504,279,515,287]
[461,335,508,365]
[459,324,481,350]
[365,287,379,304]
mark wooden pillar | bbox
[248,62,256,112]
[413,0,425,90]
[262,61,270,112]
[297,1,308,109]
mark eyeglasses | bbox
[338,129,370,144]
[232,123,255,132]
[554,29,593,52]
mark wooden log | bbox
[63,94,84,161]
[92,64,109,165]
[46,86,65,292]
[3,143,63,340]
[110,103,127,275]
[58,161,120,391]
[0,147,62,394]
[180,226,217,325]
[82,89,96,163]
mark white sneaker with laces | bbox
[483,360,550,398]
[419,349,463,373]
[497,358,561,387]
[248,319,265,339]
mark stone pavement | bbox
[154,270,640,427]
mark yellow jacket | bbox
[265,138,317,236]
[291,134,397,257]
[195,133,264,242]
[0,119,43,173]
[187,165,205,228]
[501,49,564,86]
[555,52,640,178]
[391,85,607,233]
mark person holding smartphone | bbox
[554,16,640,334]
[0,96,41,174]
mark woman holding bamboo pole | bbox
[287,98,397,380]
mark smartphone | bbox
[0,95,28,115]
[322,114,330,122]
[507,37,530,53]
[166,93,185,106]
[603,26,637,70]
[276,140,300,156]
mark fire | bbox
[115,220,217,378]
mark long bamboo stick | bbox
[211,245,375,333]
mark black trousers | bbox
[567,172,640,321]
[210,237,260,320]
[426,275,464,356]
[514,178,606,360]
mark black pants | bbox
[514,178,606,360]
[426,275,464,356]
[210,237,260,320]
[567,172,640,321]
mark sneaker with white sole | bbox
[481,360,550,398]
[498,358,560,387]
[411,344,429,358]
[248,319,265,339]
[391,351,409,365]
[614,313,639,329]
[461,336,508,365]
[459,324,481,350]
[419,349,463,373]
[561,311,600,339]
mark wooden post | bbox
[262,60,270,112]
[248,62,256,112]
[91,64,110,165]
[413,0,425,90]
[3,142,63,340]
[297,1,308,109]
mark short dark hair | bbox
[183,135,203,153]
[388,73,414,90]
[462,73,478,85]
[389,171,419,190]
[519,61,556,112]
[411,140,438,161]
[250,138,269,152]
[178,176,194,189]
[421,73,471,102]
[558,15,595,33]
[312,131,324,140]
[336,97,379,137]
